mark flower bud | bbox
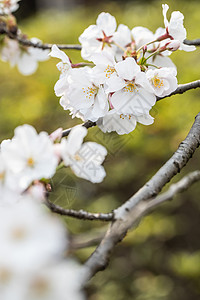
[166,40,181,51]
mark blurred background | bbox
[1,0,200,299]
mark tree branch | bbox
[146,170,200,211]
[184,39,200,46]
[0,26,82,50]
[45,198,113,221]
[84,113,200,278]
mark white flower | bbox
[91,52,117,84]
[1,37,49,75]
[0,200,67,273]
[1,124,58,190]
[146,67,178,97]
[61,126,107,183]
[0,0,20,14]
[162,4,196,52]
[106,57,156,115]
[97,110,154,135]
[49,44,72,96]
[23,261,86,300]
[64,67,109,122]
[79,12,117,60]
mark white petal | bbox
[115,57,141,81]
[65,126,88,156]
[106,74,125,93]
[96,12,117,35]
[17,54,38,76]
[162,4,169,28]
[49,44,71,64]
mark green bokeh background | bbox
[0,0,200,299]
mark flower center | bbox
[124,82,136,93]
[0,268,12,284]
[152,76,164,88]
[74,154,82,161]
[31,278,49,296]
[27,157,35,167]
[104,65,115,78]
[11,227,27,241]
[97,31,113,50]
[120,114,132,120]
[0,171,5,181]
[82,85,98,100]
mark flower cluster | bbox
[0,194,86,300]
[51,4,195,135]
[0,124,107,203]
[0,123,107,298]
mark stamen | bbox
[124,82,137,93]
[104,65,115,78]
[152,76,164,88]
[82,85,98,100]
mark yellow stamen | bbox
[82,86,98,100]
[104,65,115,78]
[152,76,164,88]
[124,82,136,93]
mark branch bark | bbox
[84,113,200,278]
[184,39,200,46]
[46,198,113,221]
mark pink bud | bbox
[166,40,180,51]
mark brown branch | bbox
[184,39,200,46]
[46,198,113,222]
[0,25,82,50]
[84,113,200,278]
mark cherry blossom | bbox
[23,261,86,300]
[146,67,177,97]
[97,110,154,135]
[1,124,58,190]
[162,4,196,52]
[60,126,107,183]
[106,57,156,116]
[91,52,117,84]
[63,67,109,122]
[0,200,67,273]
[79,12,117,60]
[1,37,49,75]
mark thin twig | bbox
[46,198,113,221]
[62,121,96,137]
